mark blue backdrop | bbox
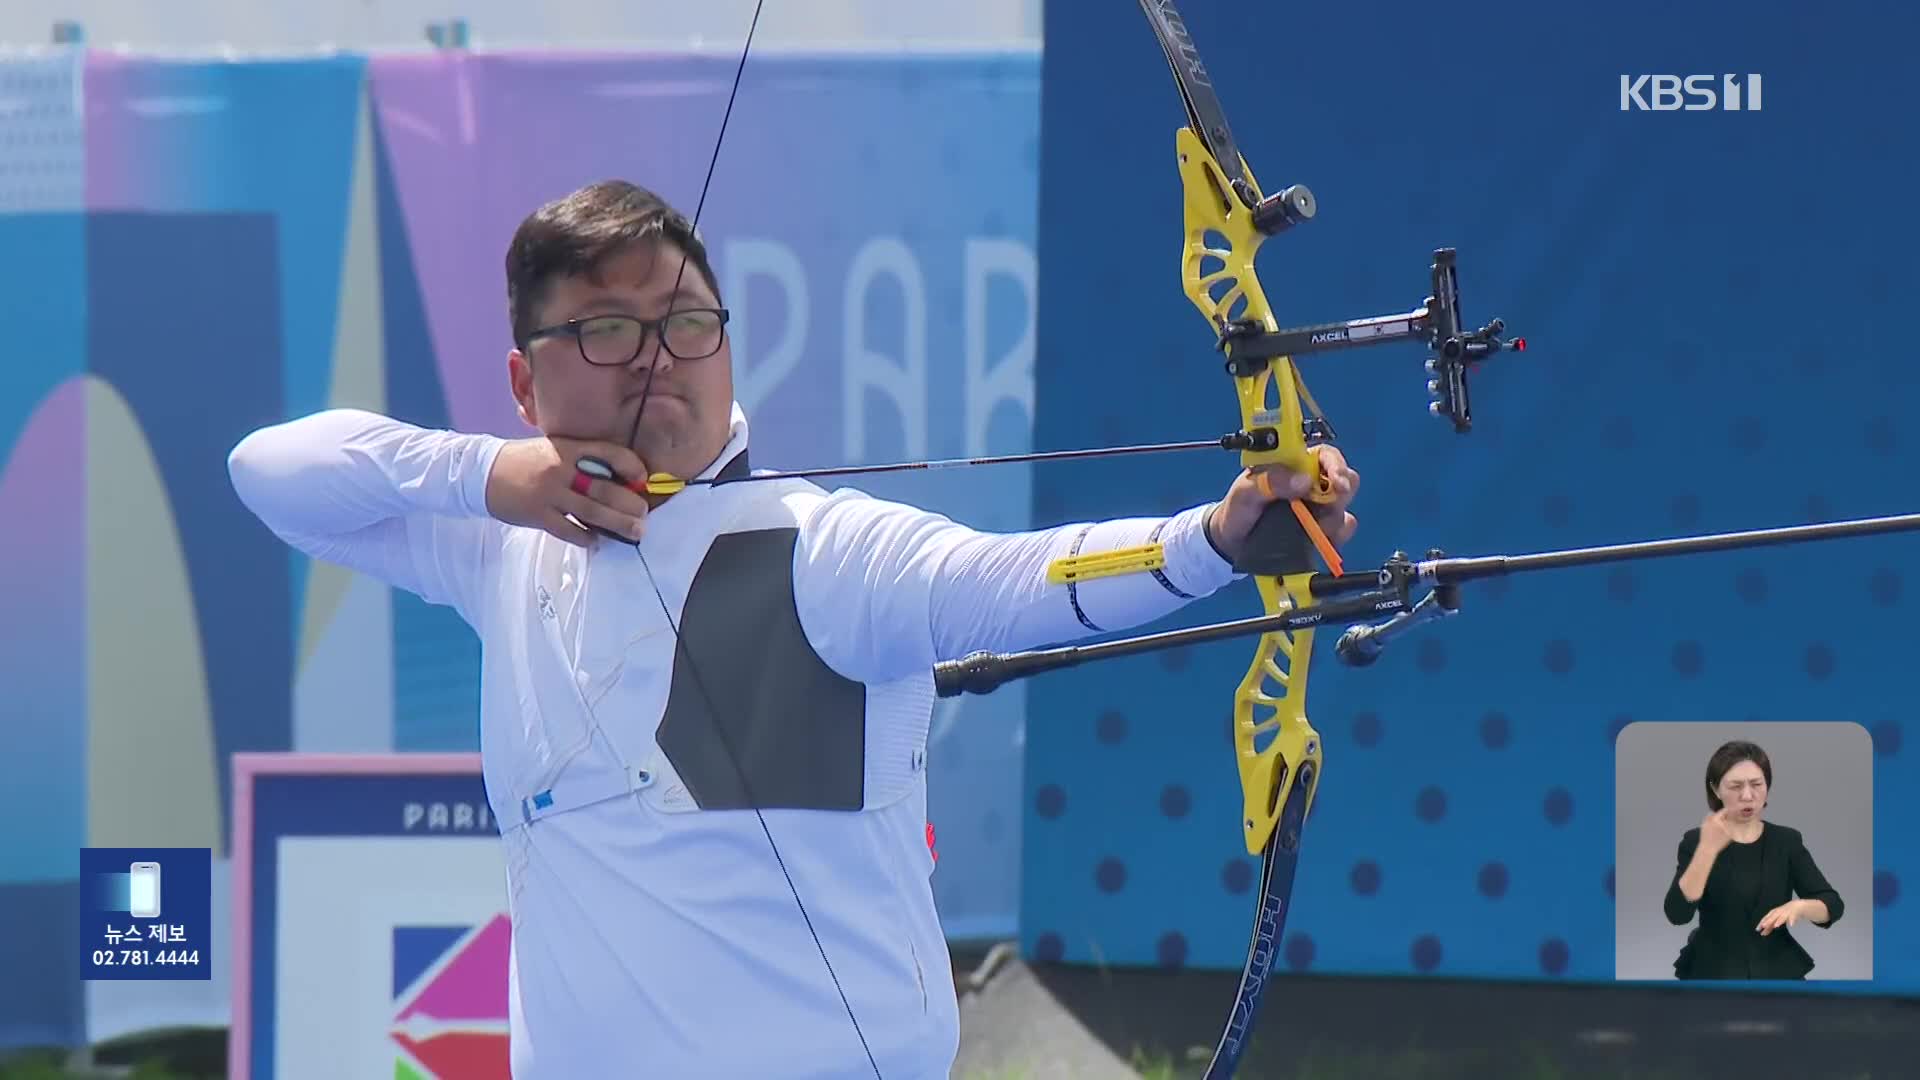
[1025,0,1916,991]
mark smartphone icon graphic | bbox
[129,862,162,919]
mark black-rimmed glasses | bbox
[526,308,730,366]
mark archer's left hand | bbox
[1756,900,1807,936]
[1207,444,1360,561]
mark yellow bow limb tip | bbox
[1045,543,1167,585]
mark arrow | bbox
[636,428,1281,494]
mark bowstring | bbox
[618,0,882,1074]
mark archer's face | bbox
[1715,760,1767,820]
[508,240,734,480]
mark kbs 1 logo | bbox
[1619,74,1762,111]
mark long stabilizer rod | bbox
[932,510,1920,696]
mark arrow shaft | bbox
[689,435,1246,487]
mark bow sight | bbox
[1215,247,1527,436]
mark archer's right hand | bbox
[486,437,651,546]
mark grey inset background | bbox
[1615,721,1873,981]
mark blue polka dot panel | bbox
[1028,0,1917,993]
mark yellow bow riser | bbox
[1033,125,1335,857]
[1176,124,1335,857]
[1235,572,1322,855]
[1174,127,1331,503]
[1040,552,1321,858]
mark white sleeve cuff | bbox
[1155,501,1242,596]
[458,434,507,519]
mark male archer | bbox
[227,179,1361,1078]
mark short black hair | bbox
[504,179,721,352]
[1704,739,1771,811]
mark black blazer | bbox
[1663,822,1844,980]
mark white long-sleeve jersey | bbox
[227,401,1242,1079]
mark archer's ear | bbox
[509,349,539,428]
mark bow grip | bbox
[1231,456,1344,575]
[1229,498,1325,577]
